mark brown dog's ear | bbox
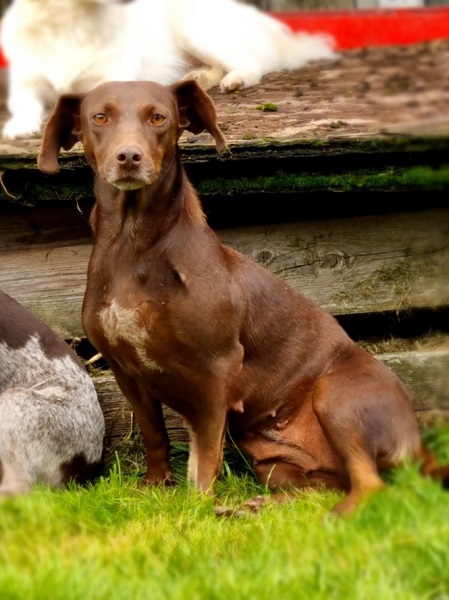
[170,79,229,155]
[37,94,85,174]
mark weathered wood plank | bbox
[0,201,92,249]
[94,372,188,444]
[0,244,91,339]
[220,209,449,315]
[379,347,449,413]
[1,206,447,338]
[94,339,449,447]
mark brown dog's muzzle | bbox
[97,138,157,190]
[116,146,143,170]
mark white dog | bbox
[0,289,105,495]
[0,0,336,139]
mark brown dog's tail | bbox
[419,443,449,489]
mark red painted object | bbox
[0,23,5,68]
[0,6,448,67]
[274,7,449,50]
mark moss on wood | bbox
[2,149,449,204]
[196,165,449,195]
[332,256,433,311]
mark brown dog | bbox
[38,80,449,514]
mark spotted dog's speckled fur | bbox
[0,290,105,495]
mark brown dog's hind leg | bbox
[328,452,386,516]
[253,458,347,493]
[419,442,449,488]
[215,457,347,519]
[220,435,349,518]
[310,370,410,516]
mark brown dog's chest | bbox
[82,246,240,382]
[99,297,161,368]
[83,276,172,377]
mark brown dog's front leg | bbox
[131,393,174,486]
[109,361,173,486]
[184,408,228,496]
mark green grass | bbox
[2,429,449,600]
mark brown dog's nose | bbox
[116,146,143,169]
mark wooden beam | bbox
[1,204,447,338]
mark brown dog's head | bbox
[37,80,229,190]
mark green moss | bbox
[255,103,278,112]
[242,132,259,141]
[0,182,93,204]
[196,165,449,195]
[328,121,346,129]
[2,157,449,204]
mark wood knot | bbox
[321,251,354,271]
[252,249,275,264]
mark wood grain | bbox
[1,205,447,338]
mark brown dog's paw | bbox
[214,498,267,519]
[137,473,176,489]
[215,493,284,518]
[214,505,258,519]
[243,495,270,513]
[214,505,238,518]
[329,499,356,517]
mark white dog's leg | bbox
[2,84,47,140]
[170,0,335,93]
[182,65,225,90]
[219,68,263,93]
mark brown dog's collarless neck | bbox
[92,162,205,250]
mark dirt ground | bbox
[194,38,449,146]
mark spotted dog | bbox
[0,289,105,495]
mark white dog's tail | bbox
[175,1,337,79]
[273,27,337,71]
[242,2,338,68]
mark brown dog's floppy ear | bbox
[170,79,229,155]
[37,94,85,174]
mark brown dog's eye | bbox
[93,113,108,124]
[151,114,166,125]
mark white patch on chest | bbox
[98,299,163,372]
